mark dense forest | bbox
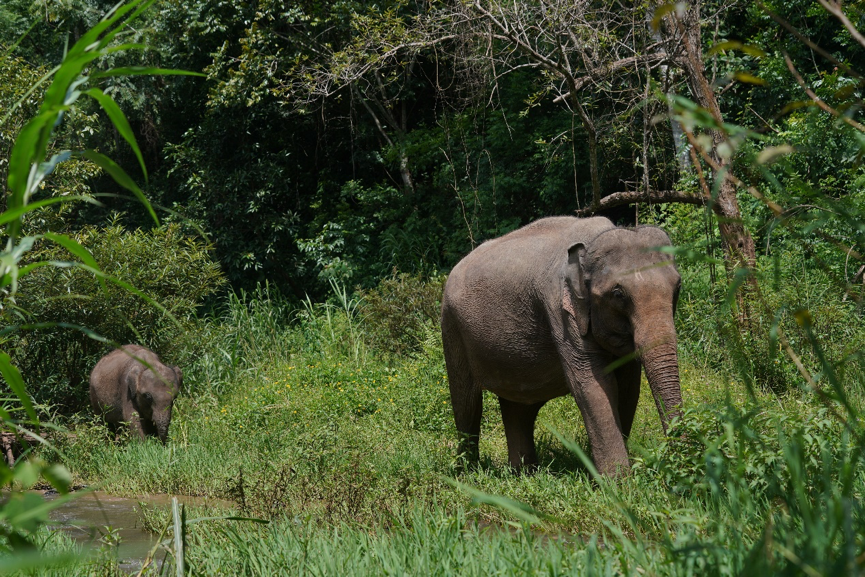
[0,0,864,574]
[2,0,860,293]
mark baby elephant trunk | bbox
[153,410,173,444]
[634,321,683,433]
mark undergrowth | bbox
[35,269,864,575]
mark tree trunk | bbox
[669,2,758,321]
[568,91,601,208]
[646,6,691,175]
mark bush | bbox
[357,272,446,357]
[12,222,225,411]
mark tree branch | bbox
[816,0,865,51]
[552,52,667,102]
[784,53,865,133]
[575,189,704,216]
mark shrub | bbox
[12,222,225,411]
[357,272,446,357]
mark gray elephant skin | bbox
[441,216,683,475]
[89,345,182,443]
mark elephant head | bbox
[129,362,182,443]
[567,226,683,430]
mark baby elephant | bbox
[90,345,182,443]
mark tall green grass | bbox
[43,264,862,575]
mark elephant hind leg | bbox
[442,324,482,465]
[499,398,545,472]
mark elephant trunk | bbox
[153,412,172,444]
[635,322,683,433]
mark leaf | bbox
[757,144,795,165]
[3,489,81,531]
[650,4,676,30]
[2,492,48,533]
[6,110,58,208]
[65,0,149,59]
[547,427,601,481]
[0,550,79,573]
[445,478,546,524]
[79,151,158,224]
[733,71,767,86]
[84,88,147,180]
[707,41,767,58]
[43,233,102,271]
[91,67,206,79]
[41,464,72,495]
[0,195,97,227]
[0,353,37,426]
[794,308,813,328]
[83,268,183,329]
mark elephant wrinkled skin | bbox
[440,216,683,475]
[89,345,182,443]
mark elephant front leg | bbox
[127,412,147,441]
[567,361,630,476]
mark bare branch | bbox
[552,52,667,102]
[575,189,704,216]
[784,53,865,133]
[759,1,862,80]
[815,0,865,51]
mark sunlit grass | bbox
[38,276,863,575]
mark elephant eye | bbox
[611,286,626,299]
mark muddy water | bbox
[43,491,230,573]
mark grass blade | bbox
[84,88,147,180]
[91,67,207,79]
[80,150,158,224]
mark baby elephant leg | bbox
[127,413,147,441]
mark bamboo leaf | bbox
[65,0,149,59]
[79,151,158,224]
[43,233,101,271]
[0,353,37,426]
[733,71,767,86]
[84,88,147,180]
[0,196,99,227]
[6,110,60,208]
[91,67,206,79]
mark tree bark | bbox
[575,189,703,216]
[568,91,601,208]
[670,2,758,321]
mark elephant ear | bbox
[172,366,183,393]
[565,243,590,337]
[125,363,142,400]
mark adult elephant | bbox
[440,216,682,475]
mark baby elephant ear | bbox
[565,243,590,337]
[172,366,183,392]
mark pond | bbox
[43,490,228,573]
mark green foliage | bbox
[5,1,865,573]
[640,403,847,498]
[0,0,203,566]
[12,221,224,410]
[46,284,865,574]
[358,272,446,357]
